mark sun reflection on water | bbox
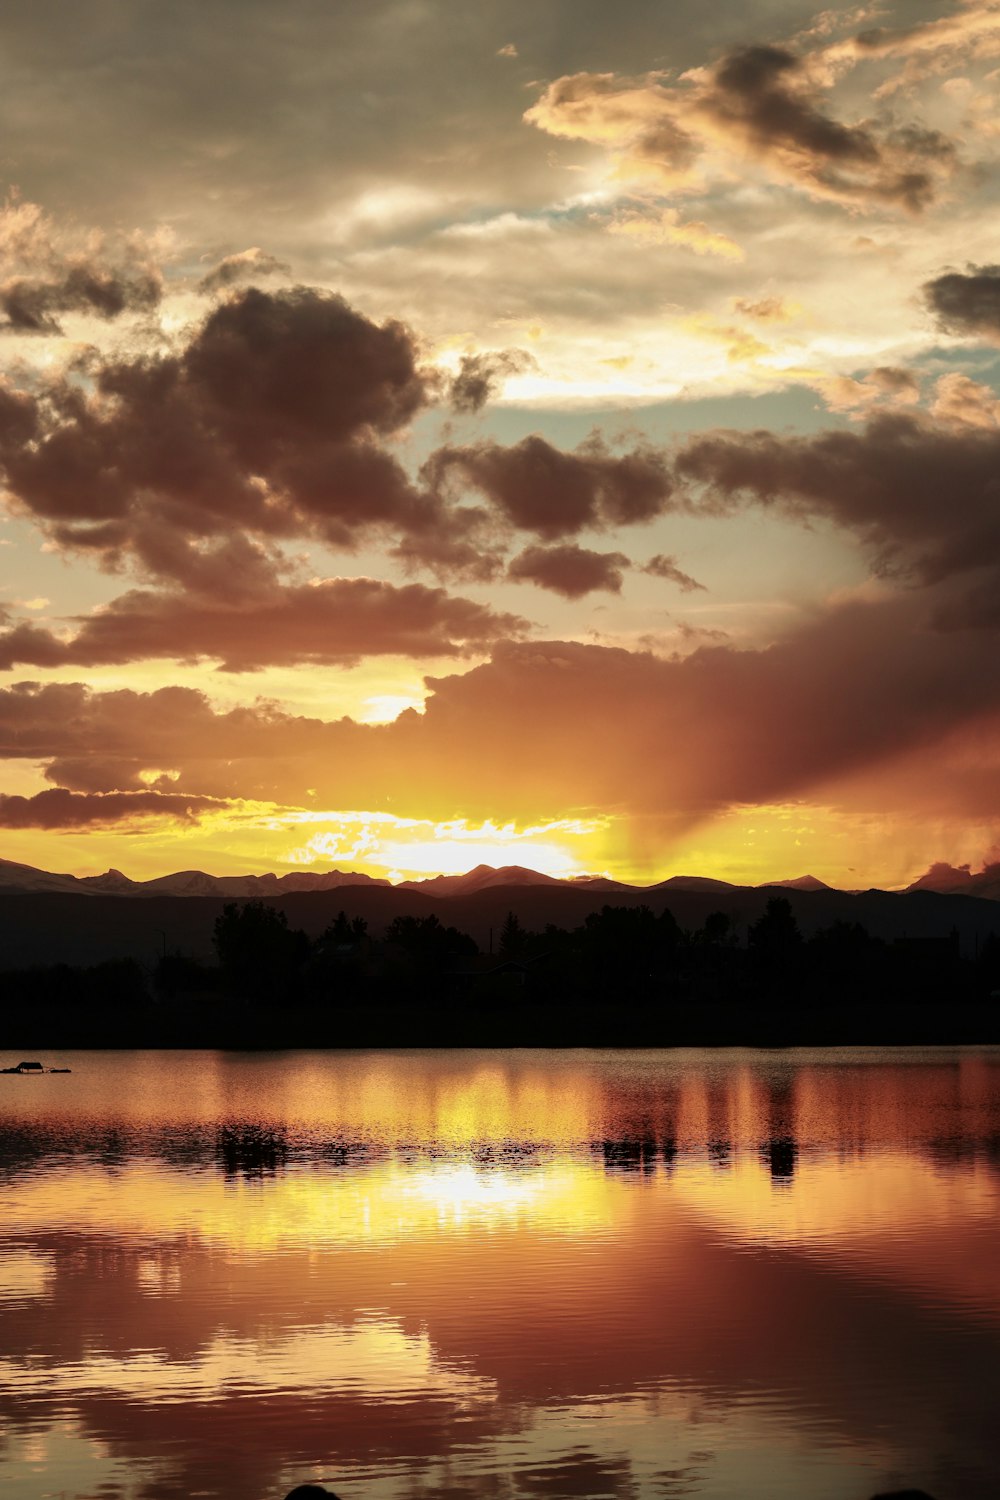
[1,1049,999,1500]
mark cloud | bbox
[815,365,921,417]
[425,433,675,540]
[642,554,705,591]
[841,1,1000,92]
[524,71,700,185]
[606,208,744,261]
[924,264,1000,342]
[448,348,535,413]
[0,286,436,579]
[0,264,161,333]
[0,285,678,601]
[674,409,1000,598]
[526,35,958,215]
[930,372,1000,429]
[694,44,955,211]
[0,193,162,333]
[0,577,527,672]
[732,296,793,322]
[198,247,291,293]
[0,787,231,828]
[2,586,996,839]
[507,544,630,598]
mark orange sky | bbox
[1,1,1000,886]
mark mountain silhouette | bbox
[396,864,575,896]
[0,857,390,898]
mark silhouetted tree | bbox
[212,901,309,1002]
[807,920,885,997]
[748,897,803,992]
[578,904,676,994]
[320,910,368,947]
[749,897,801,954]
[499,911,527,957]
[697,911,737,947]
[384,914,477,972]
[305,911,370,1001]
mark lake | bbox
[1,1048,998,1500]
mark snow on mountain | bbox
[0,857,90,893]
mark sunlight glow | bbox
[283,812,603,879]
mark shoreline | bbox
[4,999,999,1050]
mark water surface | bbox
[1,1048,998,1500]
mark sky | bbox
[0,0,999,887]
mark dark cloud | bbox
[924,264,1000,342]
[0,577,527,673]
[0,195,163,333]
[390,522,505,585]
[507,543,629,598]
[449,349,535,413]
[527,37,956,213]
[181,286,427,447]
[424,434,675,540]
[2,590,995,833]
[711,45,877,163]
[698,43,954,210]
[0,286,436,579]
[0,264,161,334]
[0,287,672,606]
[0,787,231,828]
[198,247,291,294]
[642,554,705,591]
[675,410,1000,599]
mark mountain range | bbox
[0,856,843,899]
[0,855,991,899]
[1,856,998,970]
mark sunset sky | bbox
[1,0,999,886]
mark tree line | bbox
[1,895,997,1011]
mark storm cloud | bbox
[1,590,996,834]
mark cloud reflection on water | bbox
[1,1048,998,1500]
